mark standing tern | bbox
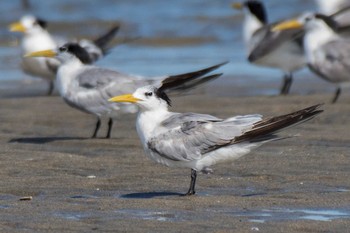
[233,0,305,95]
[273,13,350,103]
[25,43,226,138]
[9,15,119,95]
[109,85,323,195]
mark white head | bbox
[9,15,48,35]
[109,85,171,112]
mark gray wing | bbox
[46,58,60,74]
[66,67,147,114]
[249,24,304,62]
[309,40,350,83]
[77,67,146,95]
[161,112,222,128]
[147,114,262,162]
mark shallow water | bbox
[53,206,350,223]
[37,185,350,223]
[0,0,321,96]
[227,208,350,223]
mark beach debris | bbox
[19,196,32,201]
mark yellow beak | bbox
[9,22,26,33]
[24,49,57,58]
[232,2,243,10]
[108,94,141,103]
[272,19,303,32]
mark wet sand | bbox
[0,83,350,232]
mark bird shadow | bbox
[8,136,87,144]
[119,191,182,199]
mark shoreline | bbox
[0,88,349,232]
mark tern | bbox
[9,15,119,95]
[25,43,226,138]
[109,85,323,195]
[315,0,350,37]
[273,13,350,103]
[315,0,350,25]
[233,0,305,95]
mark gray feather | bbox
[147,113,262,161]
[308,40,350,83]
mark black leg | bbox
[106,118,113,138]
[92,118,101,138]
[183,169,197,196]
[47,80,54,95]
[280,73,293,95]
[331,87,341,104]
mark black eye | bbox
[145,92,153,97]
[305,16,312,21]
[59,47,68,52]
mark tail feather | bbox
[93,25,120,54]
[158,61,228,92]
[233,104,323,144]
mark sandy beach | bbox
[0,81,349,232]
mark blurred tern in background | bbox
[233,0,305,95]
[9,15,119,95]
[109,84,323,195]
[315,0,350,27]
[273,13,350,103]
[26,43,226,138]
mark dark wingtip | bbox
[247,53,257,63]
[169,73,223,93]
[160,61,228,91]
[234,103,324,144]
[329,5,350,18]
[93,24,120,54]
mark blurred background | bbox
[0,0,323,97]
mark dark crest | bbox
[245,0,267,24]
[60,43,92,64]
[36,18,48,29]
[155,88,171,107]
[315,14,338,30]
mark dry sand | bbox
[0,83,350,232]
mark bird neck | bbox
[243,12,264,46]
[136,107,170,143]
[56,59,84,96]
[304,26,338,61]
[22,30,56,53]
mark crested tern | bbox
[26,43,226,138]
[315,0,350,25]
[109,85,323,195]
[273,13,350,103]
[233,0,305,95]
[9,15,119,95]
